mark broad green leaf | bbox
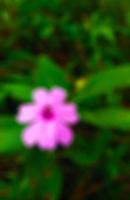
[34,56,69,89]
[75,66,130,102]
[81,107,130,130]
[0,116,24,153]
[3,83,32,101]
[65,149,94,166]
[64,135,89,166]
[65,132,111,166]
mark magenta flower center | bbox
[41,105,55,120]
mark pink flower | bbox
[16,87,79,150]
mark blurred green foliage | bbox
[1,0,130,199]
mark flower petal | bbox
[56,103,79,125]
[32,88,49,105]
[57,123,74,146]
[38,121,57,150]
[50,87,67,104]
[22,122,42,147]
[16,104,38,124]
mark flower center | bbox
[42,105,54,120]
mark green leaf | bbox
[81,107,130,130]
[41,165,62,200]
[106,161,119,180]
[105,145,127,180]
[8,50,32,62]
[34,56,69,89]
[3,83,32,101]
[0,89,6,103]
[75,66,130,102]
[0,116,24,153]
[65,132,111,166]
[25,150,62,200]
